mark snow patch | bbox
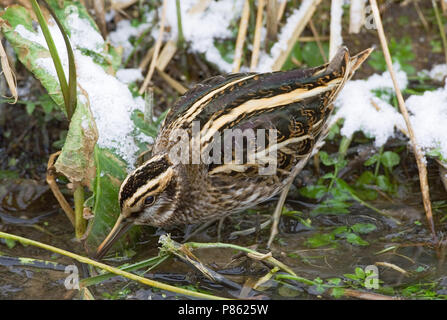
[15,6,148,168]
[333,65,408,147]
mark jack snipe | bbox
[96,47,372,258]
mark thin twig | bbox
[413,0,429,32]
[156,67,187,94]
[232,0,250,72]
[230,218,271,238]
[266,0,278,47]
[340,288,402,300]
[309,19,327,62]
[74,185,86,239]
[250,0,265,71]
[138,46,155,71]
[139,0,167,94]
[277,0,287,22]
[175,0,184,50]
[267,180,290,248]
[156,40,178,71]
[159,235,242,291]
[375,262,408,275]
[93,0,107,38]
[46,151,75,226]
[369,0,437,242]
[432,0,447,64]
[441,0,447,13]
[111,0,138,11]
[185,240,296,276]
[0,36,18,103]
[298,36,330,42]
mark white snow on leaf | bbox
[15,6,149,168]
[406,81,447,160]
[116,68,143,84]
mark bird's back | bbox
[153,47,372,222]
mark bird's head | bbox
[95,153,180,259]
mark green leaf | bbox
[1,1,154,252]
[25,103,36,115]
[368,37,415,75]
[355,267,366,279]
[30,0,74,119]
[344,273,360,281]
[281,41,303,71]
[319,151,338,166]
[299,184,327,199]
[330,287,344,298]
[311,198,351,215]
[376,175,395,193]
[345,233,369,246]
[364,154,380,166]
[5,238,16,249]
[0,170,19,179]
[351,223,377,234]
[322,172,336,180]
[301,42,328,67]
[84,147,142,253]
[327,278,342,286]
[380,151,400,169]
[131,110,160,138]
[306,233,336,248]
[356,171,376,186]
[332,226,349,235]
[327,123,340,140]
[354,188,378,201]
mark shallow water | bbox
[0,160,446,300]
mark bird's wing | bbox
[201,47,357,176]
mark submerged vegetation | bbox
[0,0,446,300]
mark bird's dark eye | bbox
[144,196,155,206]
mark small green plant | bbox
[282,41,329,71]
[368,37,415,75]
[281,209,312,228]
[306,223,377,248]
[344,267,380,289]
[362,148,401,194]
[400,282,447,300]
[102,287,131,300]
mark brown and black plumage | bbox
[96,47,372,259]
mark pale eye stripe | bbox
[130,183,159,207]
[125,167,174,206]
[173,74,258,125]
[199,78,342,145]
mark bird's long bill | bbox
[95,215,133,260]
